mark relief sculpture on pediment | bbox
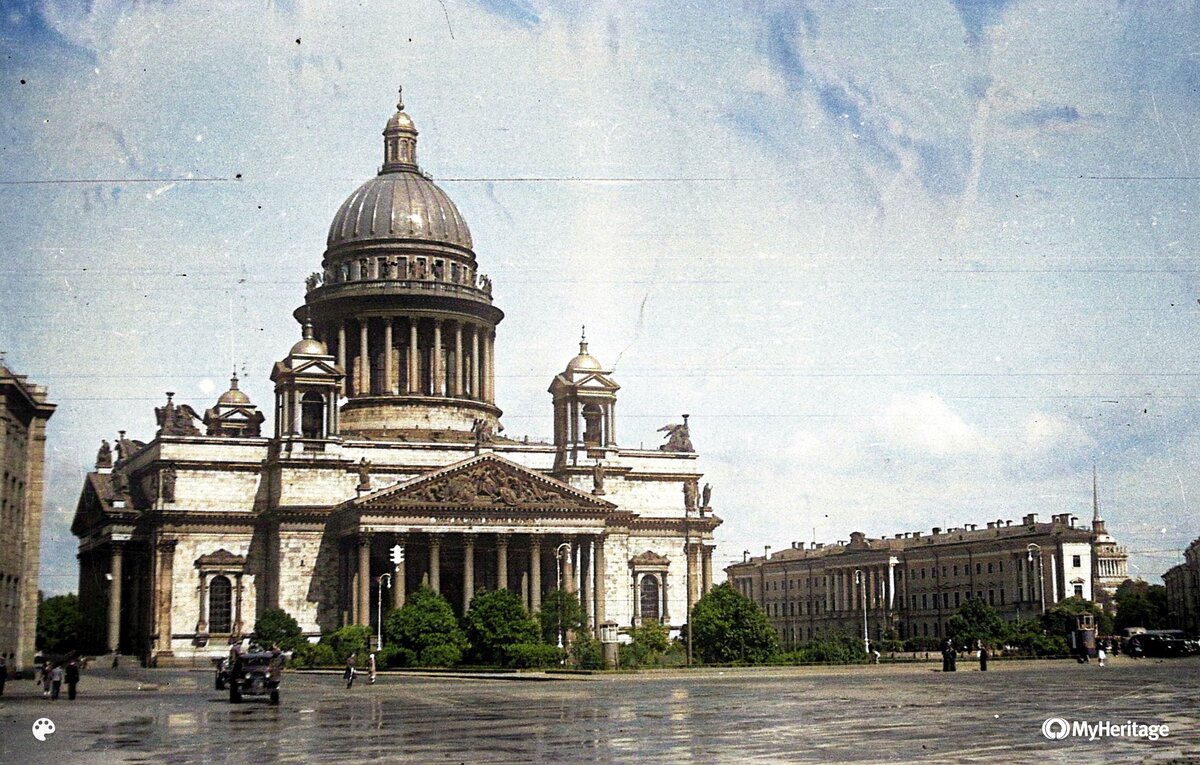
[403,463,570,507]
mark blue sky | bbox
[3,0,1200,594]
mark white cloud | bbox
[878,392,984,456]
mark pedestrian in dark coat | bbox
[344,653,357,689]
[0,654,7,696]
[65,657,80,699]
[979,644,989,672]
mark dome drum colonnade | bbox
[296,90,503,437]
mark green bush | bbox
[384,586,467,667]
[504,643,563,668]
[464,589,541,665]
[780,634,865,664]
[290,642,336,668]
[420,643,464,667]
[569,634,604,669]
[690,583,779,665]
[252,608,306,651]
[327,624,371,663]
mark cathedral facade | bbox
[71,92,720,665]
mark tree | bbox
[463,589,541,665]
[538,589,584,647]
[327,624,371,663]
[1041,597,1112,638]
[37,594,82,653]
[690,583,779,664]
[946,597,1008,647]
[383,586,467,666]
[252,608,305,651]
[1114,580,1170,632]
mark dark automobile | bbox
[227,651,284,704]
[214,657,229,690]
[1127,634,1189,658]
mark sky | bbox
[3,0,1200,596]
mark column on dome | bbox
[432,319,444,396]
[384,318,394,394]
[486,331,496,404]
[359,319,371,396]
[337,322,348,395]
[408,318,419,394]
[452,322,464,397]
[470,326,481,400]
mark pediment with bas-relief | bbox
[360,453,614,511]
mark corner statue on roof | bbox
[69,88,721,666]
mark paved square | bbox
[1,657,1197,763]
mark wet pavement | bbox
[1,656,1197,763]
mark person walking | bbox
[65,655,80,700]
[1097,646,1107,667]
[0,654,7,696]
[344,653,357,689]
[41,661,52,697]
[50,664,64,700]
[979,643,989,672]
[368,652,377,685]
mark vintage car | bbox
[227,651,283,704]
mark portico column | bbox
[408,319,419,394]
[463,535,475,612]
[593,536,606,636]
[429,536,441,593]
[562,541,576,595]
[530,539,542,612]
[108,542,124,654]
[393,536,407,609]
[887,559,897,611]
[497,537,509,591]
[337,322,348,395]
[359,319,371,395]
[580,538,591,626]
[384,318,394,394]
[357,535,372,627]
[702,546,713,594]
[452,323,463,397]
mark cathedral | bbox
[71,91,720,665]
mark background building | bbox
[0,361,56,671]
[1164,538,1199,635]
[70,92,719,665]
[727,512,1123,648]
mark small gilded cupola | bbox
[549,327,621,463]
[203,371,265,438]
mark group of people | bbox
[940,640,991,672]
[342,652,377,688]
[32,651,83,700]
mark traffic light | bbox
[390,545,405,566]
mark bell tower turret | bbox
[549,328,621,466]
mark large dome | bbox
[326,171,472,250]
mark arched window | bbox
[640,575,660,622]
[209,575,232,634]
[301,392,325,439]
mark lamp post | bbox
[555,542,571,652]
[376,573,392,650]
[855,569,868,655]
[1026,544,1045,614]
[685,504,693,667]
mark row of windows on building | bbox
[748,557,1037,595]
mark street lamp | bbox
[854,569,868,655]
[555,542,571,652]
[376,573,392,650]
[1026,544,1045,614]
